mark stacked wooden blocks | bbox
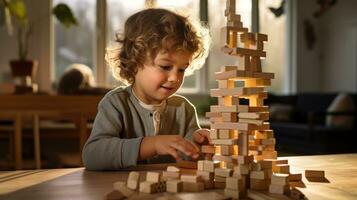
[139,172,166,194]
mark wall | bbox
[295,0,357,93]
[319,0,357,92]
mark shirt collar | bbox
[131,88,166,112]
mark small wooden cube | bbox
[183,182,204,192]
[181,174,201,183]
[146,172,160,182]
[271,173,289,186]
[127,172,140,190]
[167,166,180,172]
[139,181,157,194]
[166,180,183,193]
[305,170,325,178]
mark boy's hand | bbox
[192,129,212,145]
[153,135,199,161]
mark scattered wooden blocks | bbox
[305,170,325,178]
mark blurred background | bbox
[0,0,356,170]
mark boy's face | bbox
[133,50,192,104]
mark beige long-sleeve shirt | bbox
[82,86,200,170]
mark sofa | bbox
[266,93,357,155]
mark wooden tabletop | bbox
[0,154,356,200]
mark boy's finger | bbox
[171,141,198,157]
[166,147,180,161]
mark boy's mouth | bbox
[160,85,175,91]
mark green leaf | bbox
[8,0,27,25]
[52,3,78,28]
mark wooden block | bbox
[275,164,290,174]
[245,79,271,87]
[224,188,240,199]
[155,181,166,193]
[226,177,243,190]
[262,138,275,145]
[214,181,226,189]
[217,129,236,139]
[139,181,157,194]
[255,130,274,139]
[204,160,220,172]
[127,171,140,190]
[251,56,261,72]
[201,145,215,154]
[236,155,254,164]
[250,179,270,190]
[248,106,269,112]
[250,170,271,180]
[209,129,218,139]
[305,170,325,178]
[289,173,302,181]
[231,47,266,57]
[249,96,265,107]
[289,181,305,188]
[212,138,238,145]
[262,150,277,159]
[197,160,204,171]
[210,105,248,113]
[214,175,227,182]
[166,180,183,193]
[271,173,289,186]
[227,13,241,21]
[239,118,264,125]
[269,184,289,195]
[239,112,269,120]
[213,155,237,163]
[203,180,214,189]
[206,112,222,118]
[235,165,250,176]
[218,80,235,88]
[116,184,135,197]
[222,112,238,122]
[197,170,214,181]
[162,171,180,180]
[167,166,180,172]
[113,181,126,191]
[215,168,233,177]
[146,172,160,183]
[238,55,251,71]
[220,145,234,155]
[176,160,197,169]
[104,190,125,200]
[210,87,264,97]
[221,65,238,72]
[181,174,201,183]
[225,0,236,13]
[253,72,275,79]
[218,96,233,106]
[211,122,255,131]
[183,182,204,192]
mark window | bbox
[53,0,96,85]
[259,0,286,93]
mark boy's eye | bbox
[160,65,172,71]
[179,68,186,73]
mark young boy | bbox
[82,8,210,170]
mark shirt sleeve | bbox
[82,94,143,170]
[183,100,201,142]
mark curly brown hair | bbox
[106,8,209,85]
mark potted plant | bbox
[0,0,78,85]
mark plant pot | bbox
[10,59,38,78]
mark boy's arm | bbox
[82,96,143,170]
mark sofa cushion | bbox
[326,93,355,128]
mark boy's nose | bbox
[168,72,179,83]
